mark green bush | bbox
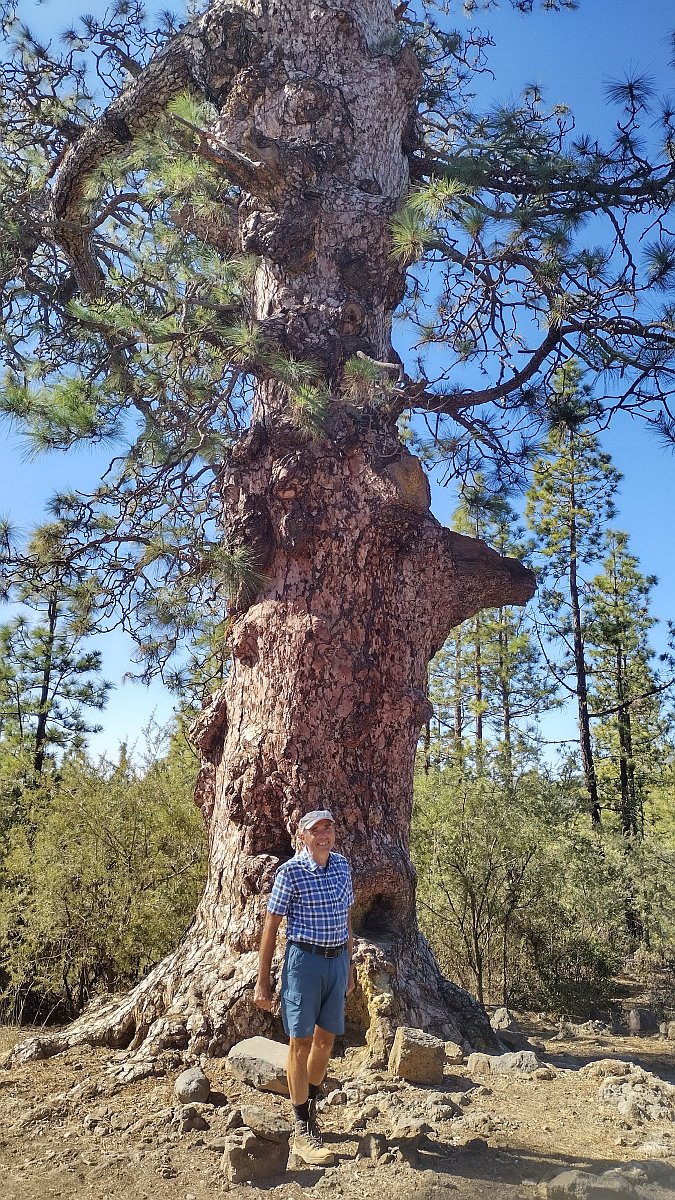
[0,732,206,1022]
[411,766,660,1015]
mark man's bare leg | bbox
[288,1029,335,1166]
[307,1026,335,1089]
[287,1035,313,1105]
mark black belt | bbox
[289,939,348,959]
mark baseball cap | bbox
[298,809,334,832]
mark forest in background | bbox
[2,364,673,1026]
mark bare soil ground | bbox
[0,1017,673,1200]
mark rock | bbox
[631,1140,674,1159]
[624,1159,675,1185]
[491,1007,519,1031]
[598,1066,675,1121]
[466,1053,492,1076]
[663,1020,675,1041]
[457,1112,495,1135]
[488,1011,544,1054]
[356,1132,389,1160]
[390,1117,433,1141]
[497,1028,543,1053]
[171,1103,210,1133]
[467,1050,542,1077]
[545,1168,642,1198]
[444,1040,464,1064]
[240,1105,292,1144]
[459,1137,488,1154]
[227,1037,289,1096]
[388,1026,445,1085]
[221,1128,289,1183]
[174,1066,211,1104]
[423,1090,462,1117]
[553,1020,615,1041]
[579,1059,633,1081]
[626,1007,659,1036]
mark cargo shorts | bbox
[280,942,350,1038]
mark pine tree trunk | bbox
[8,0,535,1075]
[568,470,600,825]
[33,592,58,776]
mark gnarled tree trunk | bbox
[7,0,535,1076]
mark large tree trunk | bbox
[7,0,535,1076]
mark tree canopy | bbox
[1,0,674,677]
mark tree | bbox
[451,481,550,780]
[0,599,110,777]
[2,0,675,1071]
[0,522,111,778]
[424,482,549,780]
[526,364,622,823]
[587,531,672,839]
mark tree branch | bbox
[50,1,259,296]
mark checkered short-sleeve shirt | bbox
[267,847,354,946]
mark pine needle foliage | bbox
[2,0,675,671]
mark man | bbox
[254,809,355,1166]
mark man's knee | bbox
[288,1035,313,1060]
[312,1026,335,1053]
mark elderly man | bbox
[254,809,355,1166]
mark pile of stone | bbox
[579,1059,675,1122]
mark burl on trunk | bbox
[9,0,534,1073]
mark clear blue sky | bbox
[2,0,674,760]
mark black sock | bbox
[293,1101,310,1124]
[308,1082,321,1101]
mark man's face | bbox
[302,819,336,861]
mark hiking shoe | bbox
[291,1120,335,1166]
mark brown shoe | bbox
[291,1120,335,1166]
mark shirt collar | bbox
[298,846,332,873]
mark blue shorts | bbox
[281,943,349,1039]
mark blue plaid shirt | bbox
[267,848,354,946]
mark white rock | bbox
[174,1066,211,1104]
[227,1037,289,1096]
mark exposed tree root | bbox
[3,931,496,1081]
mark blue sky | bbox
[2,0,674,760]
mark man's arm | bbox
[254,911,284,1011]
[346,908,356,996]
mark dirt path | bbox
[1,1019,673,1200]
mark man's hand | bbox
[346,963,356,996]
[254,978,275,1011]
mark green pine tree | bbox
[587,530,671,839]
[526,363,622,823]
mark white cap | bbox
[298,809,334,832]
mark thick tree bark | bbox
[7,0,536,1074]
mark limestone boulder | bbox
[444,1040,464,1065]
[227,1037,289,1095]
[221,1128,289,1182]
[388,1026,445,1085]
[240,1105,292,1144]
[545,1167,642,1198]
[490,1007,518,1031]
[598,1067,675,1122]
[467,1049,542,1077]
